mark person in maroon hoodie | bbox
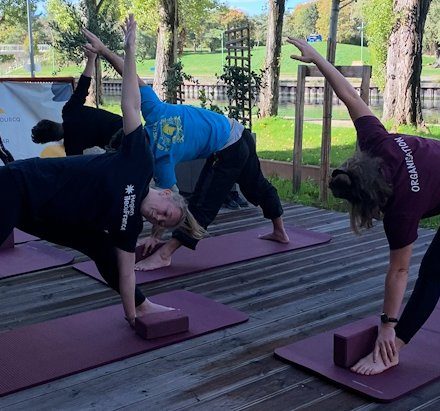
[289,37,440,375]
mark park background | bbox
[1,0,440,224]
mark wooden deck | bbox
[1,203,439,410]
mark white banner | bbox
[0,80,72,163]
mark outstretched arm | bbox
[83,28,146,87]
[116,248,136,326]
[63,48,96,112]
[287,37,373,122]
[374,245,412,364]
[121,15,141,135]
[82,45,97,78]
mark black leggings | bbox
[0,167,145,306]
[0,167,23,246]
[395,227,440,343]
[173,129,283,249]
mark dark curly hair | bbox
[31,120,63,144]
[329,151,393,233]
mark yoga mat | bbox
[0,290,248,397]
[0,242,75,279]
[14,229,39,244]
[74,225,332,285]
[274,311,440,402]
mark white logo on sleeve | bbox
[121,184,137,231]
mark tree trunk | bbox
[434,42,440,68]
[153,0,178,100]
[382,0,432,129]
[84,0,102,106]
[87,56,103,107]
[259,0,286,117]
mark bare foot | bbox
[258,230,290,244]
[136,300,174,317]
[351,352,399,375]
[134,250,171,271]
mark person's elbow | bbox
[122,101,141,116]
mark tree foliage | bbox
[424,0,440,65]
[316,0,362,44]
[249,13,267,47]
[0,1,46,63]
[362,0,394,90]
[47,0,123,65]
[284,2,318,39]
[130,0,219,51]
[0,0,36,25]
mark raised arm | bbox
[121,15,141,135]
[82,45,96,77]
[83,28,146,87]
[287,37,373,122]
[63,48,96,112]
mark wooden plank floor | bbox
[1,203,439,411]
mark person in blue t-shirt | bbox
[84,30,290,271]
[0,16,202,328]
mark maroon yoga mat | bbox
[14,229,39,244]
[274,310,440,402]
[0,290,248,397]
[0,242,75,279]
[74,225,331,285]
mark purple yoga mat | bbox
[13,229,39,244]
[0,241,75,279]
[0,290,248,397]
[275,311,440,402]
[74,225,331,285]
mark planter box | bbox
[260,159,325,183]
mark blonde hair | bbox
[168,191,207,240]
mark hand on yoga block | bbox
[135,310,189,339]
[0,232,14,250]
[334,325,378,368]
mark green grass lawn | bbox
[9,42,440,81]
[253,116,440,165]
[101,100,440,168]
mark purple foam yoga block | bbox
[0,232,14,250]
[135,310,189,340]
[333,324,378,368]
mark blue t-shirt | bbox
[140,86,230,188]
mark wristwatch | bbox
[380,312,398,324]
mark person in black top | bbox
[0,16,200,327]
[31,47,123,156]
[0,135,14,165]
